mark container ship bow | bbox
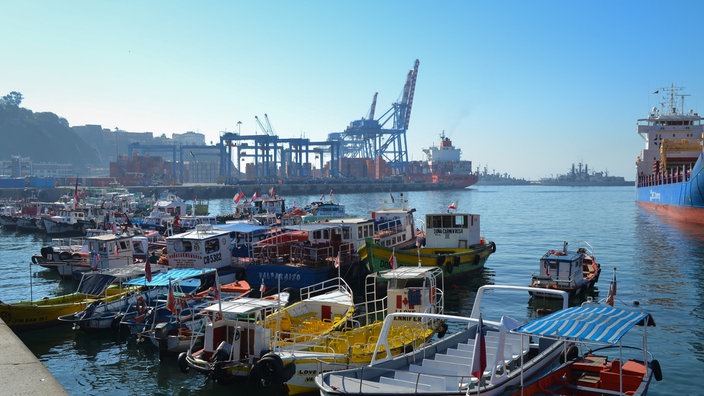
[636,85,704,224]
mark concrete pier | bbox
[0,319,68,395]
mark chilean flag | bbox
[166,280,176,314]
[471,314,487,379]
[234,192,245,204]
[448,200,458,211]
[389,248,397,270]
[251,191,259,201]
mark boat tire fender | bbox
[445,257,453,274]
[254,352,285,385]
[652,359,663,381]
[177,352,190,373]
[490,241,496,253]
[437,321,448,338]
[136,296,147,316]
[40,246,52,259]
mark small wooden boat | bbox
[530,241,601,298]
[316,285,570,396]
[179,277,354,385]
[511,303,663,396]
[362,211,496,276]
[0,272,132,331]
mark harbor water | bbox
[1,186,701,395]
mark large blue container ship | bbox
[636,85,704,224]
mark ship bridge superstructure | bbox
[636,85,704,179]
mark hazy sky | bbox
[3,1,703,180]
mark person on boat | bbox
[149,251,159,264]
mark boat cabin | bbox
[165,224,233,270]
[215,222,282,258]
[370,206,417,248]
[87,233,137,270]
[538,247,587,286]
[424,213,481,248]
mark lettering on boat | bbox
[169,253,203,260]
[433,228,464,234]
[203,253,222,264]
[649,190,661,201]
[259,272,302,282]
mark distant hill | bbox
[0,103,100,171]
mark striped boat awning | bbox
[125,268,216,286]
[512,305,654,344]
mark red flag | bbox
[166,281,176,314]
[448,200,458,210]
[471,314,487,379]
[259,282,266,294]
[389,248,397,270]
[334,252,341,268]
[269,186,275,197]
[145,260,152,282]
[251,192,259,201]
[320,193,325,201]
[234,192,244,204]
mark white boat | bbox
[510,301,663,395]
[315,285,570,396]
[41,205,101,236]
[530,241,601,299]
[178,277,355,385]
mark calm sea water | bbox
[1,186,701,395]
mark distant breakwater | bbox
[0,180,458,201]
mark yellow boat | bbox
[269,266,446,395]
[0,273,134,332]
[361,211,496,276]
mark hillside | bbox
[0,102,100,171]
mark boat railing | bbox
[637,163,692,187]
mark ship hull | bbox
[406,173,478,189]
[636,152,704,224]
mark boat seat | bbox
[420,359,473,376]
[378,376,432,391]
[394,371,448,391]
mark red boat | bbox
[407,132,478,189]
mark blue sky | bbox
[3,1,704,180]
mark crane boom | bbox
[403,59,419,130]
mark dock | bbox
[0,319,68,395]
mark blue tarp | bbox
[512,305,654,344]
[215,223,271,234]
[125,268,216,286]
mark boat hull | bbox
[636,152,704,224]
[362,241,495,276]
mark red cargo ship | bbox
[407,132,478,189]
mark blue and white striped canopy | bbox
[125,268,215,286]
[513,305,654,344]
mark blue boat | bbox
[636,85,704,224]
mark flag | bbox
[234,191,244,204]
[389,248,397,269]
[144,260,152,282]
[114,242,119,256]
[544,261,550,277]
[269,186,275,197]
[260,282,266,294]
[166,280,176,314]
[251,191,259,201]
[334,252,341,268]
[606,268,617,306]
[448,200,458,210]
[320,193,325,201]
[213,272,221,300]
[390,192,395,203]
[471,314,487,379]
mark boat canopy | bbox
[125,268,216,286]
[512,305,655,344]
[77,273,118,295]
[202,296,282,314]
[215,223,271,234]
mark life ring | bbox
[489,241,496,253]
[136,296,147,315]
[178,352,190,373]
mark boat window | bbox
[454,215,466,228]
[173,240,192,253]
[205,238,219,254]
[342,227,350,240]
